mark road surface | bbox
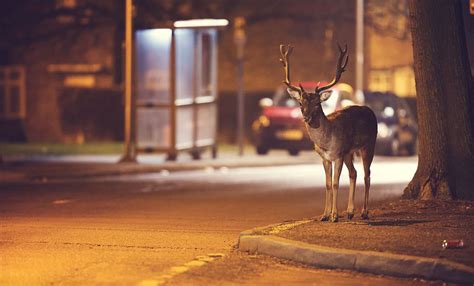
[0,157,421,285]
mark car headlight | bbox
[290,109,302,119]
[377,122,392,138]
[259,115,270,127]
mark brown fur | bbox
[280,43,378,221]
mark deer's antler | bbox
[280,44,303,94]
[316,43,349,93]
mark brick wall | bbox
[217,0,357,93]
[11,24,118,142]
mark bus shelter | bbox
[135,19,227,160]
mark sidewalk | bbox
[0,149,320,183]
[238,199,474,284]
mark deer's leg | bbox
[344,154,357,220]
[330,158,343,222]
[361,150,374,219]
[320,159,332,221]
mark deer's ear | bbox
[287,88,301,101]
[320,90,333,102]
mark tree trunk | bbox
[404,0,474,200]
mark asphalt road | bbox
[0,157,419,285]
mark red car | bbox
[252,82,359,156]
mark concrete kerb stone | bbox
[238,221,474,284]
[1,157,318,183]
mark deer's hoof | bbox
[361,210,369,220]
[329,213,338,223]
[347,212,354,220]
[319,215,329,222]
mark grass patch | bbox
[0,142,123,155]
[0,142,254,156]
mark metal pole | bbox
[237,58,244,156]
[355,0,364,103]
[167,29,177,161]
[119,0,136,162]
[234,18,246,156]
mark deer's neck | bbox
[305,107,331,146]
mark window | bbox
[369,67,416,97]
[369,70,392,92]
[0,66,26,119]
[56,0,77,24]
[198,31,216,98]
[393,66,416,97]
[56,0,76,8]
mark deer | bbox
[279,44,377,222]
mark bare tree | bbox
[365,0,410,40]
[0,0,230,50]
[404,0,474,200]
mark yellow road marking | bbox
[138,253,225,286]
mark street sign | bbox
[233,17,247,58]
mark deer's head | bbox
[287,84,333,126]
[279,44,348,126]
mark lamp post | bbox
[355,0,364,103]
[234,17,246,156]
[119,0,137,163]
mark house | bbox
[0,0,123,142]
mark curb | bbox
[238,221,474,284]
[1,157,318,183]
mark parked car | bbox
[252,82,359,156]
[364,91,418,156]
